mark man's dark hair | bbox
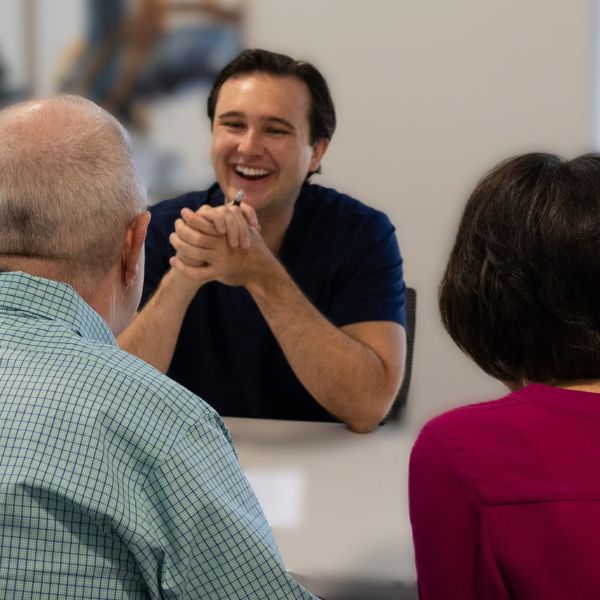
[439,152,600,385]
[207,48,336,145]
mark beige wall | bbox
[0,0,593,426]
[247,0,592,425]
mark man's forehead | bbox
[215,74,311,121]
[223,72,308,92]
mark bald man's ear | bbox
[122,211,151,287]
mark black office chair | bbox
[383,286,416,422]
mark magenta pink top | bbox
[409,383,600,599]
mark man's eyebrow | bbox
[217,112,296,131]
[264,116,295,131]
[217,111,245,120]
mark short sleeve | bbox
[143,415,317,599]
[329,217,406,327]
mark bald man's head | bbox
[0,96,146,287]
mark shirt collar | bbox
[0,271,115,345]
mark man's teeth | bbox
[235,165,269,177]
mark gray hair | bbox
[0,95,146,284]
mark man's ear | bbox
[309,138,330,173]
[122,211,151,286]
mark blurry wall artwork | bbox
[0,0,244,203]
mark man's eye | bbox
[223,121,244,129]
[267,128,288,135]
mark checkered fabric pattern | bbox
[0,272,316,599]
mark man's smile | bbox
[234,164,271,181]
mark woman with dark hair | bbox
[409,153,600,599]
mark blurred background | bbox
[0,0,594,428]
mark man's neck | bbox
[0,255,122,333]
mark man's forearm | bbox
[118,269,200,373]
[245,256,405,433]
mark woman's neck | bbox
[546,379,600,393]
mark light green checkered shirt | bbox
[0,271,316,599]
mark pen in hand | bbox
[231,189,244,206]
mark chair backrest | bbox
[384,286,416,422]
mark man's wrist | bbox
[244,252,289,300]
[160,268,204,306]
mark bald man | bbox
[0,95,315,599]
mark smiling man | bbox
[119,49,406,433]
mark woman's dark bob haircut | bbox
[440,152,600,385]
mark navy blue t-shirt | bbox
[143,182,406,422]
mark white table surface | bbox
[224,417,418,600]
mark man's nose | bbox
[237,129,263,157]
